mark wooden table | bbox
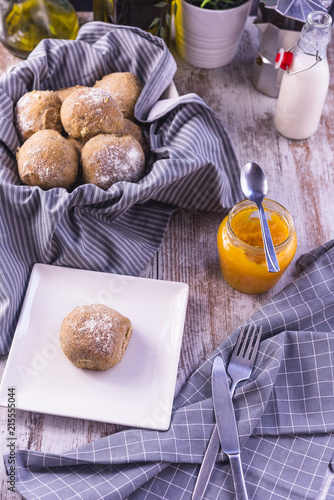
[0,17,333,499]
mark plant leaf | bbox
[149,17,160,28]
[165,12,171,27]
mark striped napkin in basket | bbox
[0,22,242,354]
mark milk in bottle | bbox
[274,11,332,140]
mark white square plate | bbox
[0,264,188,430]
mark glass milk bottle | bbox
[274,11,332,140]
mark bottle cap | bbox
[275,49,293,70]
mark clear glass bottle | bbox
[93,0,172,44]
[217,199,297,294]
[0,0,79,59]
[274,11,332,140]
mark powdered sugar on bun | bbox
[16,129,78,190]
[60,87,124,140]
[81,133,145,190]
[59,304,133,371]
[15,90,63,143]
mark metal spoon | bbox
[240,162,280,273]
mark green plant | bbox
[149,0,177,39]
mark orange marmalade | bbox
[217,199,297,294]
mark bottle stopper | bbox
[275,49,293,70]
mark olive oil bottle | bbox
[0,0,79,58]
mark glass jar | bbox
[0,0,79,59]
[217,199,297,294]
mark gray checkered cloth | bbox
[4,240,334,499]
[0,22,242,355]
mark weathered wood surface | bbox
[1,16,334,499]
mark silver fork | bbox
[227,323,262,394]
[192,324,262,500]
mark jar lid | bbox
[275,49,293,70]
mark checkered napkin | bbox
[4,240,334,499]
[0,22,242,355]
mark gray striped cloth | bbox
[0,22,242,355]
[4,240,334,499]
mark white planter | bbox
[175,0,252,69]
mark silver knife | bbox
[192,425,220,500]
[211,356,249,500]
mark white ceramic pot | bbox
[175,0,252,69]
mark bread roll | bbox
[124,119,149,154]
[81,133,145,190]
[60,87,124,140]
[94,72,143,120]
[16,129,78,190]
[56,85,86,103]
[15,90,62,143]
[59,304,133,371]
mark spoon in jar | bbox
[240,162,280,273]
